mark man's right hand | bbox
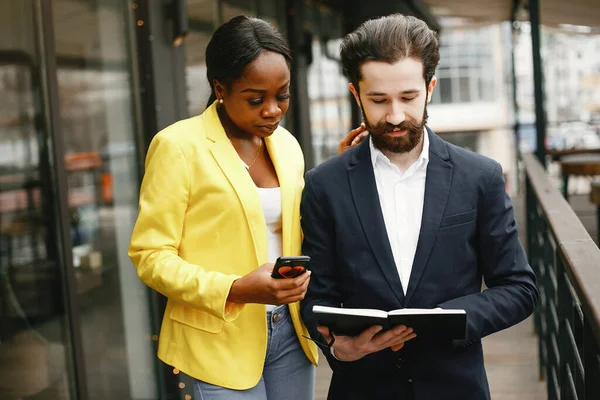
[227,263,311,305]
[317,324,416,362]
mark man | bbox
[300,14,538,400]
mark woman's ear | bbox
[214,80,226,101]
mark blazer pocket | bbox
[170,303,224,334]
[439,209,477,229]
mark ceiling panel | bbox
[423,0,600,29]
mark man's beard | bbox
[361,104,428,154]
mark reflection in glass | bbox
[306,4,352,166]
[52,1,157,399]
[185,0,217,116]
[186,30,214,116]
[0,2,74,399]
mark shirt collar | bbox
[370,127,430,169]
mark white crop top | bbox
[256,187,282,312]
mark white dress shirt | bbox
[369,129,429,295]
[330,131,430,360]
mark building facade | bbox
[427,19,517,192]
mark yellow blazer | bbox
[128,103,318,390]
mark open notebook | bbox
[313,305,467,339]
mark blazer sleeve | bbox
[300,171,350,371]
[128,133,244,322]
[438,162,539,345]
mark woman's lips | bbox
[259,123,279,132]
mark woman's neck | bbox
[217,105,253,142]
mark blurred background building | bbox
[1,1,599,400]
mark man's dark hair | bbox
[340,14,440,91]
[205,16,292,108]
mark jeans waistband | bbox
[266,304,290,326]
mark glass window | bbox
[185,30,214,116]
[307,5,351,166]
[458,75,471,102]
[435,25,498,104]
[439,76,453,103]
[441,132,480,152]
[51,1,158,399]
[186,0,274,116]
[186,0,217,116]
[0,2,75,399]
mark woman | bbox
[129,16,360,400]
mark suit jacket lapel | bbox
[204,105,267,264]
[404,128,453,305]
[348,140,405,305]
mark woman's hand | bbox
[338,123,367,154]
[227,263,311,305]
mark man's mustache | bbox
[370,121,419,134]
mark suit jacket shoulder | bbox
[306,139,359,185]
[441,137,503,192]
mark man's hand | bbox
[227,263,311,305]
[317,324,416,362]
[338,123,368,154]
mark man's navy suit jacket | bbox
[300,128,539,400]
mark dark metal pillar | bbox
[133,0,189,151]
[286,0,315,169]
[510,0,521,191]
[529,0,547,167]
[35,1,89,398]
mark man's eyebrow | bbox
[240,81,290,93]
[366,89,421,96]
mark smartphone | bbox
[271,256,311,279]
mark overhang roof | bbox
[423,0,600,29]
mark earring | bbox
[219,99,224,104]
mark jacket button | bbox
[272,313,279,323]
[395,358,404,369]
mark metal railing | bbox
[523,153,600,399]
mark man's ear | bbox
[349,83,361,107]
[426,76,437,104]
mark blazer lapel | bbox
[264,132,294,255]
[404,129,453,305]
[204,105,267,264]
[348,140,406,305]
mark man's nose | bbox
[386,101,406,126]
